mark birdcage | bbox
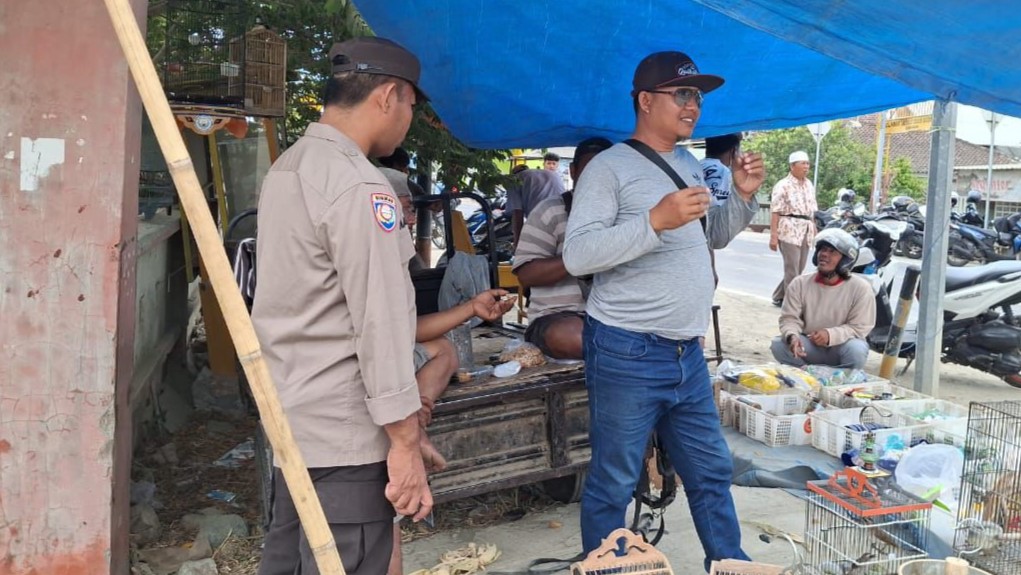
[147,0,248,107]
[954,401,1021,575]
[571,529,673,575]
[806,468,932,575]
[138,170,176,220]
[228,24,287,117]
[709,534,814,575]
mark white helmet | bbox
[837,188,856,204]
[813,228,860,276]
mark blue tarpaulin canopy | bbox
[356,1,1021,149]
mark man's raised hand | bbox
[649,187,711,232]
[733,152,765,199]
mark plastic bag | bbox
[737,369,784,392]
[493,360,522,378]
[723,364,820,392]
[500,339,525,355]
[499,341,546,367]
[894,443,964,505]
[803,365,870,387]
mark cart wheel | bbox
[542,471,587,503]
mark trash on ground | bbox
[212,438,255,468]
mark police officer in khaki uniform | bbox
[252,37,434,575]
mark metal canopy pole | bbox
[914,99,958,396]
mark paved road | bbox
[715,231,783,301]
[716,230,922,322]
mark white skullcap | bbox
[789,151,810,164]
[379,167,412,198]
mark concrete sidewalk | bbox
[403,486,806,573]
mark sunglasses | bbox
[645,87,704,108]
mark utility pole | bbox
[872,112,889,211]
[982,111,1001,226]
[806,121,831,190]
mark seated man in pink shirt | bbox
[771,228,876,369]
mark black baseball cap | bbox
[631,51,724,97]
[329,37,429,102]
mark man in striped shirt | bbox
[512,137,613,359]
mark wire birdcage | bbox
[954,401,1021,575]
[139,170,176,220]
[147,0,248,107]
[806,468,931,575]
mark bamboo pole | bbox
[102,1,345,573]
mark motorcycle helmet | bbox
[967,190,982,204]
[891,195,915,212]
[837,188,856,205]
[854,245,878,274]
[950,191,960,208]
[813,228,860,277]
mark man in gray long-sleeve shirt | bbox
[562,51,764,570]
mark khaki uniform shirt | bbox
[770,174,818,246]
[252,123,420,468]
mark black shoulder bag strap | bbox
[624,138,707,235]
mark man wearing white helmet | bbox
[770,229,876,369]
[769,150,818,306]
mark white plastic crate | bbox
[809,407,931,457]
[876,399,970,447]
[717,389,734,427]
[819,381,930,409]
[922,422,968,448]
[733,394,814,447]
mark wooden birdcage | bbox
[228,25,287,117]
[147,0,248,108]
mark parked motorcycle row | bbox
[429,191,515,262]
[816,190,1021,266]
[849,208,1021,389]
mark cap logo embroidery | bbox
[372,192,398,232]
[677,62,698,77]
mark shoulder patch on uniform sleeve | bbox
[371,192,398,232]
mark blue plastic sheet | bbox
[356,1,1020,148]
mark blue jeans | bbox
[580,316,750,571]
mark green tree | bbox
[887,157,926,202]
[743,124,874,209]
[250,0,510,196]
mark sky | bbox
[957,104,1021,149]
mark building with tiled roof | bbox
[845,111,1021,219]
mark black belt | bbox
[780,214,811,220]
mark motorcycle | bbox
[463,193,514,262]
[854,222,1021,388]
[814,202,866,233]
[948,221,1016,265]
[960,200,984,227]
[992,213,1021,256]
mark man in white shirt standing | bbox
[769,150,818,306]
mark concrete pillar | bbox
[0,1,145,573]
